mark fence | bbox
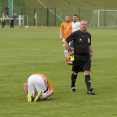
[0,7,117,27]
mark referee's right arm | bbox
[65,40,73,56]
[65,31,76,47]
[65,33,76,55]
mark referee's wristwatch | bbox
[68,48,72,52]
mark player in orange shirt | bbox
[23,73,54,102]
[60,16,72,63]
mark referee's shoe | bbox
[87,88,95,95]
[71,87,76,92]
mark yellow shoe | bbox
[34,91,42,102]
[27,92,33,102]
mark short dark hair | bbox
[73,14,78,17]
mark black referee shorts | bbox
[72,54,91,73]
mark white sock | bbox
[64,50,69,58]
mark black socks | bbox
[71,74,92,92]
[85,75,91,91]
[71,73,77,87]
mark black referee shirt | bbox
[66,30,91,55]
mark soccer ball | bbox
[26,26,28,28]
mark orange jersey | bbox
[60,22,72,39]
[34,74,53,90]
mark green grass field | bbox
[0,27,117,117]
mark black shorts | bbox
[72,54,91,73]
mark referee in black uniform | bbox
[65,20,95,95]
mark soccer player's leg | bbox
[34,76,45,102]
[27,92,33,102]
[27,76,36,102]
[34,91,42,102]
[62,39,70,62]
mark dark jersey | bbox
[11,15,17,20]
[70,40,74,48]
[66,30,91,55]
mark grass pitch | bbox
[0,27,117,117]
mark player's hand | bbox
[68,51,73,56]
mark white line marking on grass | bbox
[1,48,63,52]
[1,60,65,65]
[37,0,64,22]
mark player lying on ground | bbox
[23,73,54,102]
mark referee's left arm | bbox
[89,45,93,58]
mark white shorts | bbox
[27,75,48,98]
